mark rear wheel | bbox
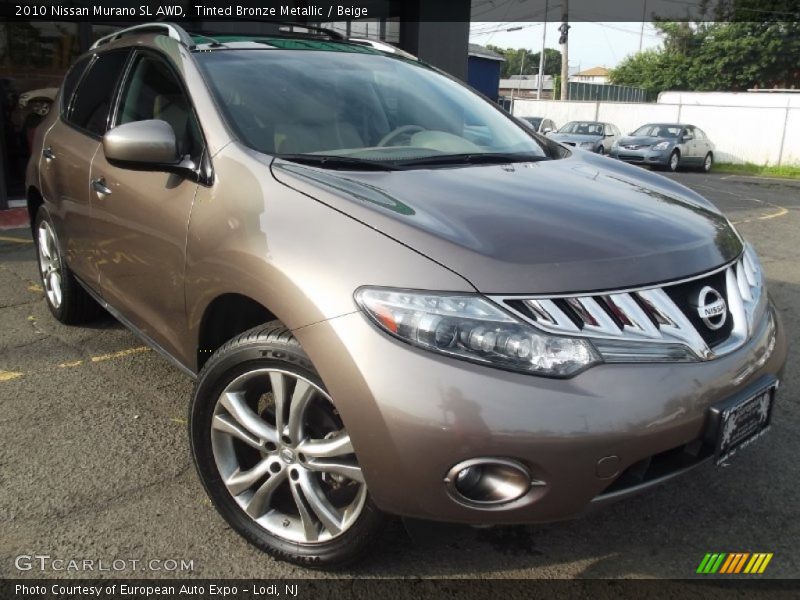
[597,146,604,155]
[34,206,102,324]
[190,322,385,568]
[701,152,713,172]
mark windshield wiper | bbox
[394,153,551,168]
[276,154,401,171]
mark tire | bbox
[701,152,713,172]
[34,206,102,324]
[667,150,680,172]
[190,321,386,568]
[597,146,604,155]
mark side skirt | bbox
[75,277,197,380]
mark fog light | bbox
[446,458,539,506]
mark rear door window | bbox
[67,50,130,137]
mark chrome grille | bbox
[493,250,765,362]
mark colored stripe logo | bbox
[697,553,773,574]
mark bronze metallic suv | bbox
[26,24,787,567]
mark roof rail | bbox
[90,23,195,50]
[269,21,346,40]
[349,38,418,61]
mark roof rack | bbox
[90,23,195,50]
[273,22,345,40]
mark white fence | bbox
[513,93,800,166]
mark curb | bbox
[0,207,29,231]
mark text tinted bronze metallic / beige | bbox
[26,24,787,568]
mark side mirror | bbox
[103,119,179,166]
[542,128,553,134]
[682,134,693,142]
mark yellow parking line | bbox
[732,205,789,226]
[90,346,150,362]
[0,235,33,244]
[0,370,24,382]
[58,360,84,368]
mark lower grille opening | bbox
[598,439,714,497]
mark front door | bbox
[89,51,204,362]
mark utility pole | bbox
[517,50,525,98]
[559,0,570,101]
[537,0,548,99]
[639,0,647,52]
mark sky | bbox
[469,22,664,72]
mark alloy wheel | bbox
[210,368,366,544]
[704,154,713,172]
[670,152,679,171]
[37,221,63,309]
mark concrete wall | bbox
[513,94,800,166]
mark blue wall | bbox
[468,56,502,101]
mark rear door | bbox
[38,50,130,289]
[88,50,204,361]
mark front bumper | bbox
[611,147,670,166]
[294,304,786,524]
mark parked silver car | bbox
[610,123,715,172]
[548,121,621,154]
[517,115,557,134]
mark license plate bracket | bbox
[707,379,776,466]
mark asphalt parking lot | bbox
[1,172,798,579]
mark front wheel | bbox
[190,322,385,568]
[596,146,604,155]
[667,150,680,172]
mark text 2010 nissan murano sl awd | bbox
[26,24,787,567]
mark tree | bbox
[486,45,562,79]
[610,17,800,97]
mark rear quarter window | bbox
[60,55,92,115]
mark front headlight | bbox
[355,288,601,377]
[579,141,595,149]
[653,141,670,151]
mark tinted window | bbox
[116,54,202,159]
[68,50,129,136]
[60,56,91,114]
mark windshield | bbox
[558,121,603,135]
[197,48,549,167]
[521,117,542,128]
[632,124,681,138]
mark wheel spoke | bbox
[225,458,275,496]
[290,479,319,542]
[305,457,364,483]
[297,470,342,536]
[269,372,288,436]
[219,391,277,445]
[245,470,287,519]
[38,226,51,259]
[297,432,353,458]
[212,413,263,450]
[286,379,315,442]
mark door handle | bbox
[91,177,112,196]
[42,147,56,161]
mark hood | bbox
[271,152,742,294]
[550,133,601,144]
[618,135,674,147]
